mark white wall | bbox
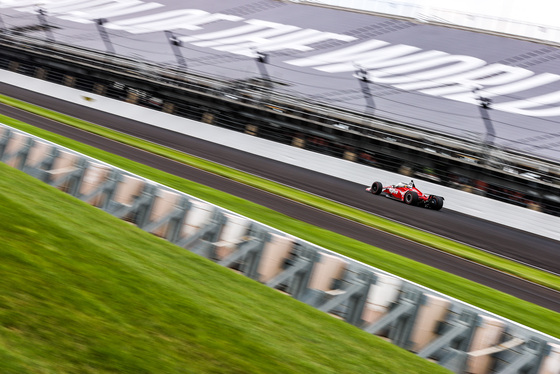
[2,69,559,241]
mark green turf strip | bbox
[0,163,453,373]
[0,95,559,340]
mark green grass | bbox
[0,95,559,340]
[0,163,452,374]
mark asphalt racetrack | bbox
[1,82,559,312]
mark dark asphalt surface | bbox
[1,82,559,312]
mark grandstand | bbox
[1,0,560,214]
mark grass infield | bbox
[0,163,453,373]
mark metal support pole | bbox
[64,158,89,197]
[254,50,272,105]
[255,51,272,87]
[77,168,119,207]
[354,65,375,116]
[95,18,115,54]
[164,30,187,69]
[106,184,157,226]
[472,87,495,165]
[36,8,55,43]
[0,14,6,34]
[478,98,495,146]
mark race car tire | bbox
[404,190,419,205]
[429,195,444,210]
[371,181,383,195]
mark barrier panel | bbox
[1,123,559,374]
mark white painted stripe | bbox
[122,13,239,33]
[181,23,263,44]
[215,29,355,56]
[399,64,534,93]
[105,8,205,26]
[494,91,560,116]
[286,39,390,67]
[9,0,83,10]
[192,20,300,48]
[315,46,441,73]
[59,2,164,23]
[45,0,115,14]
[373,55,486,85]
[252,30,356,52]
[444,73,560,104]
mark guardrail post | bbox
[23,144,59,182]
[417,310,478,359]
[0,127,11,159]
[494,338,548,374]
[46,156,88,194]
[63,157,89,197]
[175,209,227,259]
[106,183,157,226]
[78,168,119,207]
[363,286,424,348]
[315,267,376,326]
[218,223,271,280]
[0,134,33,169]
[266,243,319,300]
[438,349,469,373]
[142,196,191,241]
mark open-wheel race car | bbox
[366,180,444,210]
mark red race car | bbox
[366,180,444,210]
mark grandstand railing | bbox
[1,31,560,216]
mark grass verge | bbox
[0,95,559,339]
[0,163,452,373]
